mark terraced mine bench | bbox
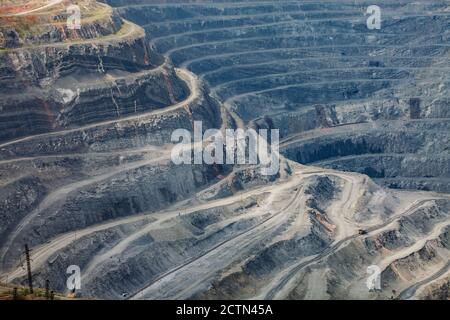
[0,0,449,301]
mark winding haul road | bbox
[1,0,449,300]
[0,68,199,273]
[1,0,63,17]
[263,197,444,299]
[399,261,450,300]
[129,182,306,299]
[0,67,197,151]
[0,172,280,283]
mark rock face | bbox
[0,0,224,278]
[0,0,449,300]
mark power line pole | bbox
[45,280,50,300]
[24,244,33,294]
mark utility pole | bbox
[45,280,50,300]
[24,244,33,294]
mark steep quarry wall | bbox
[1,0,449,301]
[111,0,450,193]
[0,0,226,287]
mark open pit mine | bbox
[0,0,449,300]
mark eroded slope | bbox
[0,0,449,300]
